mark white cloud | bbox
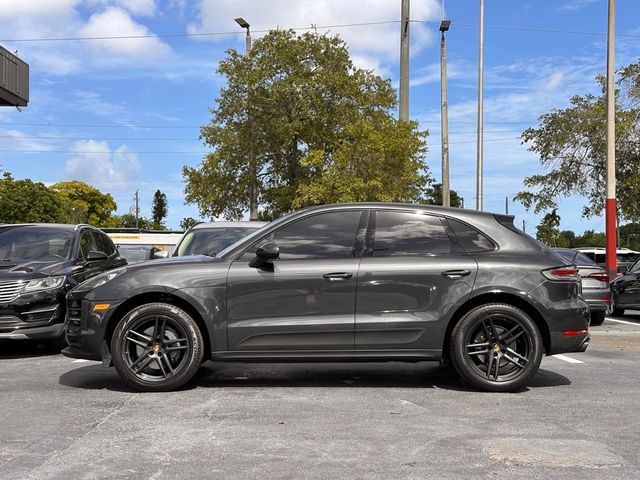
[556,0,599,12]
[64,140,142,190]
[187,0,442,76]
[0,129,56,153]
[77,7,171,61]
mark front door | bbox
[226,210,366,351]
[356,210,478,351]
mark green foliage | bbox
[184,29,430,220]
[180,217,199,230]
[151,189,168,229]
[515,59,640,222]
[421,183,463,208]
[113,214,154,229]
[0,172,66,223]
[536,209,562,246]
[51,180,118,226]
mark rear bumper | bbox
[548,331,590,354]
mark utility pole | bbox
[134,189,139,229]
[605,0,617,279]
[522,220,526,233]
[505,196,509,214]
[235,17,258,221]
[475,0,485,211]
[399,0,410,122]
[440,19,451,207]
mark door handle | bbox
[441,269,472,278]
[322,272,353,281]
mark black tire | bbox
[450,303,543,392]
[612,307,625,317]
[590,311,606,326]
[111,302,204,392]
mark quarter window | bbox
[448,219,495,253]
[372,211,451,256]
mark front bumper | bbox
[0,298,65,340]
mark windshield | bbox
[176,226,262,256]
[629,259,640,273]
[0,226,74,262]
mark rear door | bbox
[355,210,478,351]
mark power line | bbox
[0,121,200,129]
[2,19,639,44]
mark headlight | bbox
[22,276,66,293]
[79,269,126,290]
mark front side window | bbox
[245,211,363,260]
[79,231,99,260]
[371,211,451,256]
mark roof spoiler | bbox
[493,214,522,234]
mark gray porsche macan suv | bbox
[63,203,590,392]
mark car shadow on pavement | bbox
[58,361,571,393]
[0,339,63,359]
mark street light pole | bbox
[440,20,451,207]
[235,17,258,221]
[399,0,410,122]
[605,0,617,278]
[475,0,484,211]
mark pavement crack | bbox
[24,393,139,479]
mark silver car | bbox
[554,248,610,325]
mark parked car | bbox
[104,229,183,261]
[553,248,610,325]
[173,221,267,257]
[610,258,640,316]
[0,224,126,348]
[63,203,589,392]
[576,247,640,273]
[117,245,169,264]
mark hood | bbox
[0,259,71,279]
[126,254,215,271]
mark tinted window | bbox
[630,260,640,273]
[554,250,575,263]
[372,211,451,256]
[448,219,495,253]
[266,211,362,260]
[93,232,115,256]
[618,253,640,263]
[574,252,595,266]
[79,231,99,260]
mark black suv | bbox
[0,224,126,347]
[64,204,590,392]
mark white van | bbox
[575,247,640,273]
[102,229,184,264]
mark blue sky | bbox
[0,0,638,232]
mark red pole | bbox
[605,0,617,279]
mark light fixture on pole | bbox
[235,17,258,221]
[439,19,451,207]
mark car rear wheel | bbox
[111,303,204,392]
[590,311,606,326]
[450,303,543,392]
[611,307,625,317]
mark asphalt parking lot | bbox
[2,313,640,480]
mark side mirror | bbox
[152,250,169,259]
[249,241,279,268]
[86,250,108,262]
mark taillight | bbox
[588,272,609,283]
[542,266,579,281]
[562,329,589,336]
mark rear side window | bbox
[371,211,451,256]
[574,252,595,265]
[448,219,495,253]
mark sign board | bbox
[0,45,29,107]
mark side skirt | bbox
[210,349,442,363]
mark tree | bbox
[0,172,67,223]
[536,209,562,246]
[515,60,640,222]
[151,190,168,229]
[421,183,463,208]
[50,180,117,226]
[114,214,153,229]
[184,29,430,220]
[180,217,199,230]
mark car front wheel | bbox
[111,303,204,392]
[450,303,543,392]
